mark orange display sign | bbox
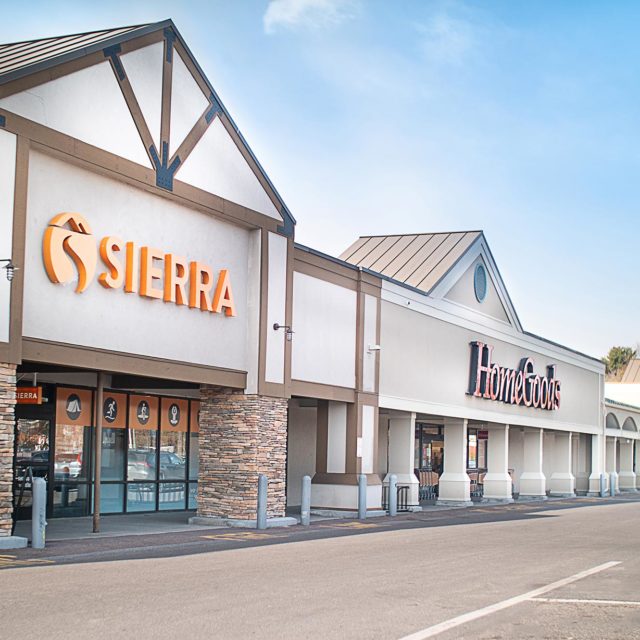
[56,387,93,425]
[128,394,159,430]
[101,392,127,429]
[42,213,236,317]
[160,398,189,432]
[16,386,42,405]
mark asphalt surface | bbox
[2,495,640,639]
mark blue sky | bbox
[1,0,638,359]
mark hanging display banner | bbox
[16,387,43,404]
[101,392,127,429]
[128,394,159,430]
[160,398,189,432]
[56,387,93,425]
[468,341,561,411]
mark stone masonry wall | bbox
[198,387,288,520]
[0,363,16,537]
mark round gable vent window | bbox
[474,263,487,302]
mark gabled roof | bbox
[339,231,482,294]
[0,19,296,235]
[621,359,640,383]
[0,23,154,83]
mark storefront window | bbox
[127,428,157,481]
[468,432,478,470]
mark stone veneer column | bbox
[196,386,288,521]
[0,363,16,538]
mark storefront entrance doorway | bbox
[13,382,200,520]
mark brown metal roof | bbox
[0,23,151,83]
[339,231,482,294]
[621,359,640,383]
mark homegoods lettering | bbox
[468,341,561,411]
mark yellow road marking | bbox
[201,531,278,541]
[0,555,55,569]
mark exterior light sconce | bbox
[273,323,294,342]
[0,259,16,282]
[368,344,381,352]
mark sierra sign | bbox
[42,213,236,316]
[468,341,561,411]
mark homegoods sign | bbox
[468,341,561,411]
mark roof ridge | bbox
[357,230,483,239]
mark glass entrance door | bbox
[13,418,52,520]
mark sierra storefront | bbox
[14,384,200,519]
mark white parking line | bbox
[397,561,621,640]
[531,597,640,607]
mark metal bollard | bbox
[32,477,47,549]
[358,474,367,519]
[388,474,398,517]
[610,473,616,497]
[301,475,311,526]
[257,474,268,530]
[600,473,606,497]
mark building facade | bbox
[0,21,626,546]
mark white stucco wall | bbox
[265,232,287,384]
[379,294,602,432]
[23,150,256,375]
[0,129,16,343]
[291,272,357,388]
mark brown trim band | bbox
[21,338,247,388]
[0,109,282,235]
[291,379,355,403]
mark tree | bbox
[602,346,637,377]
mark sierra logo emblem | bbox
[43,213,97,293]
[41,213,236,317]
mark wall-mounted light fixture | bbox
[273,323,294,342]
[0,259,16,282]
[367,344,381,352]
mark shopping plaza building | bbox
[0,20,636,544]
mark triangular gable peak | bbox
[430,233,522,331]
[0,19,294,234]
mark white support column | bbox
[383,412,420,508]
[573,434,589,494]
[618,439,636,492]
[519,429,546,499]
[606,436,618,494]
[588,433,607,496]
[482,424,513,503]
[549,431,575,497]
[437,418,471,506]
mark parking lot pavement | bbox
[429,560,640,640]
[1,497,640,640]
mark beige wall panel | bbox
[22,151,255,375]
[0,129,16,343]
[176,118,281,220]
[265,232,287,384]
[445,256,510,324]
[380,300,601,430]
[0,61,151,167]
[362,293,378,393]
[291,272,356,389]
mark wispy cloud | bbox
[415,12,477,65]
[263,0,359,35]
